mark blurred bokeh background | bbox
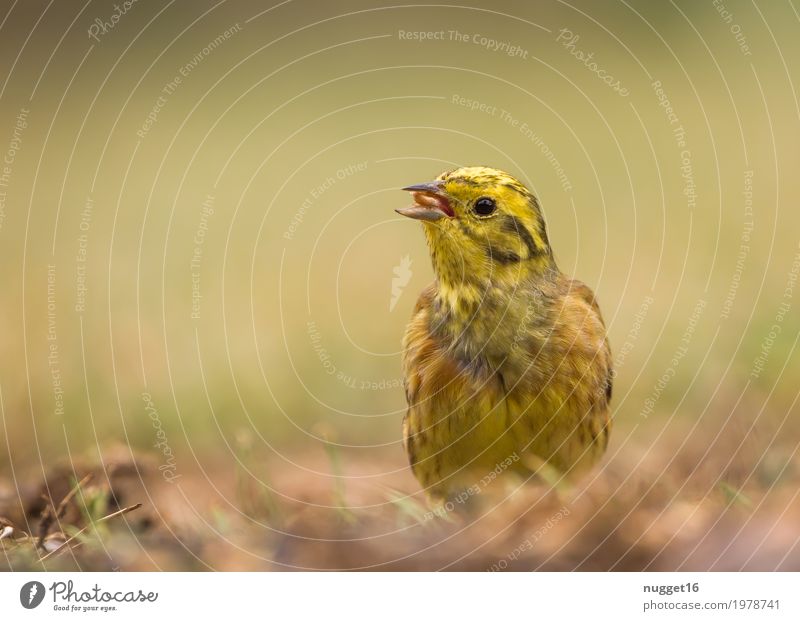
[1,0,799,570]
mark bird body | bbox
[397,167,612,499]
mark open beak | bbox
[396,181,454,221]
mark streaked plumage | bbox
[397,166,612,499]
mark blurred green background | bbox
[1,0,798,498]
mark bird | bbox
[396,166,612,500]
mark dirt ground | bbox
[3,433,798,571]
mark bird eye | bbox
[474,197,496,216]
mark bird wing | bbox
[503,277,613,474]
[400,283,437,466]
[552,278,613,457]
[569,279,613,405]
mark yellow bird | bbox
[397,166,612,500]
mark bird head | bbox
[397,166,555,291]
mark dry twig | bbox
[35,473,94,549]
[39,503,142,562]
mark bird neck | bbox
[428,257,559,369]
